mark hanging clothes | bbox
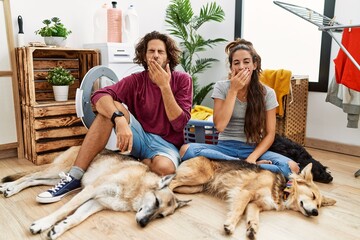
[326,76,360,128]
[333,27,360,92]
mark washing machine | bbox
[76,43,144,150]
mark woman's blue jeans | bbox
[181,140,293,178]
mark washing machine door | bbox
[76,66,119,129]
[76,66,119,150]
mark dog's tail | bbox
[1,166,47,183]
[1,172,28,183]
[1,163,53,183]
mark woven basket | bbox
[184,78,309,146]
[276,78,308,145]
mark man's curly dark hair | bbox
[134,31,181,71]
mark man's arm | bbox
[148,59,191,123]
[94,95,133,153]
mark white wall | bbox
[9,0,234,104]
[8,0,360,147]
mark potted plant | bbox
[35,17,72,47]
[165,0,226,106]
[47,66,75,101]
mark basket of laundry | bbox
[184,119,218,145]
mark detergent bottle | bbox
[124,4,139,46]
[107,1,122,42]
[93,3,109,43]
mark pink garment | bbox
[91,70,193,148]
[334,27,360,92]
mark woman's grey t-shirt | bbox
[211,80,278,142]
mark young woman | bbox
[180,38,299,178]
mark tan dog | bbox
[1,146,189,240]
[170,156,336,240]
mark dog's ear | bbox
[321,196,336,207]
[158,174,176,189]
[299,163,314,182]
[176,198,191,209]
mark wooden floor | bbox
[0,148,359,240]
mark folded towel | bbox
[191,105,213,120]
[260,69,292,116]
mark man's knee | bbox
[144,156,176,176]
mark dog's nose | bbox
[311,209,318,216]
[328,176,333,182]
[137,218,149,228]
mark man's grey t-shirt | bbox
[211,80,278,143]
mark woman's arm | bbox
[246,108,277,164]
[213,92,237,132]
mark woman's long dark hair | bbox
[225,38,266,143]
[134,31,181,71]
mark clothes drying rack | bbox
[274,1,360,71]
[274,1,360,178]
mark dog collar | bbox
[283,180,292,200]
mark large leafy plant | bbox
[165,0,226,106]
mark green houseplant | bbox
[35,17,72,47]
[47,66,75,101]
[165,0,226,105]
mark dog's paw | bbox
[224,224,235,235]
[47,220,67,240]
[246,226,257,240]
[30,219,53,235]
[0,183,6,194]
[0,183,17,197]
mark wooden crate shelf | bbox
[21,102,88,165]
[15,47,100,164]
[15,47,99,106]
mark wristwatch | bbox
[111,111,124,125]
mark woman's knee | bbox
[179,144,190,158]
[288,160,300,174]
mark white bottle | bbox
[93,3,109,43]
[124,4,140,47]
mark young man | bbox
[37,31,193,203]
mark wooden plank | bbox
[34,115,83,130]
[0,142,18,151]
[33,104,77,117]
[29,105,37,164]
[35,126,87,140]
[15,48,26,105]
[306,138,360,157]
[35,151,63,165]
[25,47,37,106]
[22,105,30,160]
[33,59,79,70]
[35,138,84,153]
[32,48,99,58]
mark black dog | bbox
[269,134,333,183]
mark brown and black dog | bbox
[170,156,336,240]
